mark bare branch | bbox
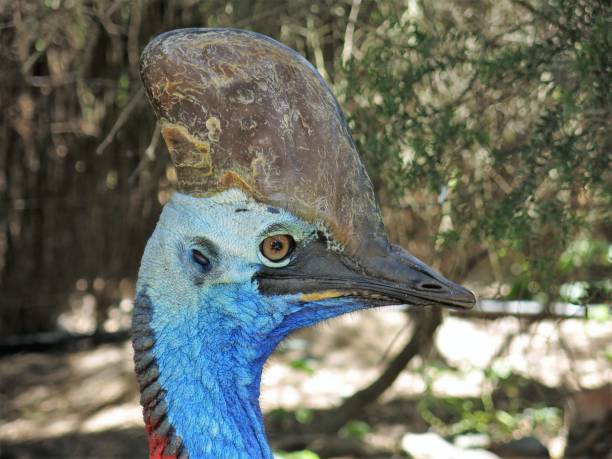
[129,122,161,184]
[342,0,361,65]
[314,307,443,433]
[95,88,144,155]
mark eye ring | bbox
[259,234,295,266]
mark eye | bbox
[260,234,295,264]
[191,249,211,271]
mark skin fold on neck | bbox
[133,191,364,458]
[146,283,281,458]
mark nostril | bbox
[420,282,443,290]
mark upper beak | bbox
[256,235,476,309]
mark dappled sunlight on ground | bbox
[1,309,610,457]
[437,316,611,389]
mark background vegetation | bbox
[0,1,610,458]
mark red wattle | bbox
[146,419,176,459]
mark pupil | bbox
[271,240,284,251]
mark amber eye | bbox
[260,235,295,263]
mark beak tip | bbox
[454,285,478,309]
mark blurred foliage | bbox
[269,405,314,426]
[290,357,317,375]
[339,420,371,440]
[418,365,563,444]
[0,0,609,337]
[338,0,611,306]
[295,407,314,424]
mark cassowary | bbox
[132,28,475,459]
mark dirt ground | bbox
[1,308,610,458]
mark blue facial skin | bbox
[136,190,364,458]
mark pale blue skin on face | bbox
[137,190,364,458]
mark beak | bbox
[256,234,476,309]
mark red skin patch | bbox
[146,419,176,459]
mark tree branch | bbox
[342,0,361,65]
[314,307,443,433]
[95,88,144,155]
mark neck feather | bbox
[133,286,284,459]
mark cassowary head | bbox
[133,28,475,459]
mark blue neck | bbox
[147,282,362,458]
[149,283,289,458]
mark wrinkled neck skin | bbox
[136,284,359,459]
[146,285,279,458]
[133,191,362,459]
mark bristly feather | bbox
[134,190,363,458]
